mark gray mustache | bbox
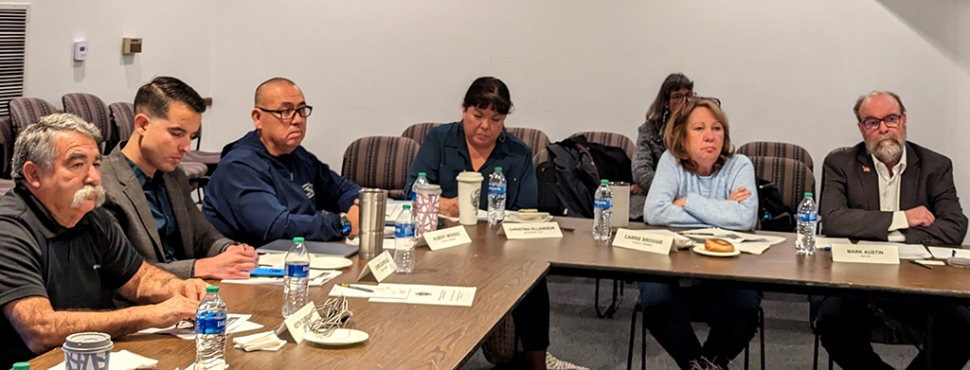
[72,185,105,208]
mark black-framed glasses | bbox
[256,105,313,121]
[860,114,902,131]
[669,91,697,103]
[684,96,721,108]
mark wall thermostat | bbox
[122,37,142,54]
[73,41,88,61]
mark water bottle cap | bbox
[206,285,219,293]
[494,167,502,173]
[804,192,813,198]
[418,172,426,177]
[293,236,305,243]
[600,179,609,184]
[402,204,411,210]
[13,362,29,370]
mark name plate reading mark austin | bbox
[612,229,673,255]
[502,222,563,240]
[357,250,398,282]
[422,226,472,251]
[831,244,900,264]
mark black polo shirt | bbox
[0,184,144,367]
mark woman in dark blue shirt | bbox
[404,77,537,217]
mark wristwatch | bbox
[339,213,352,236]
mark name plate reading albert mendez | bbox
[831,244,899,264]
[502,222,563,240]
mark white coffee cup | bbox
[609,181,630,228]
[63,332,113,370]
[456,171,484,225]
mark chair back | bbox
[568,131,635,159]
[738,141,814,171]
[62,93,111,151]
[401,122,443,146]
[8,97,56,137]
[109,102,135,146]
[0,117,11,178]
[505,127,550,159]
[342,136,419,199]
[750,156,816,210]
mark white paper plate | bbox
[506,213,554,223]
[692,245,741,257]
[311,256,353,270]
[303,328,369,346]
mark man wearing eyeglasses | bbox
[816,91,970,370]
[202,77,361,247]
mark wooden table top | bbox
[30,252,549,370]
[435,217,970,301]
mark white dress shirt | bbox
[871,149,908,242]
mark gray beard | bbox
[868,137,904,164]
[72,185,105,208]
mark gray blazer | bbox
[819,141,967,245]
[101,146,233,278]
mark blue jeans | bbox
[638,282,762,370]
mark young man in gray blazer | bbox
[101,76,258,280]
[816,91,970,370]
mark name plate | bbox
[832,244,900,264]
[357,250,398,282]
[423,226,471,251]
[612,229,673,255]
[276,302,320,344]
[502,222,563,240]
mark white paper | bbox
[233,331,287,352]
[857,242,931,260]
[369,284,476,307]
[422,226,472,251]
[138,314,264,341]
[680,228,785,245]
[728,231,787,245]
[222,270,341,286]
[257,254,350,269]
[328,284,411,299]
[928,246,970,259]
[736,242,772,255]
[816,237,851,249]
[637,229,692,242]
[49,350,158,370]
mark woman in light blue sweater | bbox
[639,97,762,370]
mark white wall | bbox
[21,0,970,241]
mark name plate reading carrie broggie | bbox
[422,226,472,251]
[502,222,564,240]
[612,229,674,255]
[831,244,900,264]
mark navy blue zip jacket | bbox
[202,131,360,246]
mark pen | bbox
[339,283,375,293]
[910,260,933,270]
[681,232,716,236]
[561,227,575,232]
[953,250,958,258]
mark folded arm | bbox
[643,153,706,227]
[901,158,968,245]
[681,158,758,231]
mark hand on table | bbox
[905,206,936,227]
[176,279,209,301]
[439,197,459,217]
[195,244,258,280]
[150,295,200,328]
[727,187,751,203]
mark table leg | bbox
[925,310,934,370]
[594,278,622,318]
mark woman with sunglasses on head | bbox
[630,74,694,219]
[639,97,761,370]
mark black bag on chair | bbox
[756,176,795,231]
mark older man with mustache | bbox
[0,114,208,368]
[815,91,970,370]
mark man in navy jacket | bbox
[202,78,360,247]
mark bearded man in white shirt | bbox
[815,91,970,370]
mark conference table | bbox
[30,217,970,369]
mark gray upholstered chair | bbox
[341,136,419,200]
[568,131,635,159]
[750,156,816,210]
[505,127,550,159]
[109,102,135,145]
[62,93,111,152]
[0,117,12,179]
[738,141,814,172]
[400,122,443,146]
[8,97,57,137]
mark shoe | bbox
[545,352,589,370]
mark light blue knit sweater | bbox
[643,150,758,230]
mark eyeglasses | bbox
[860,114,902,131]
[256,105,313,121]
[682,96,721,110]
[669,92,696,103]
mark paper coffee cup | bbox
[456,171,484,225]
[63,332,113,370]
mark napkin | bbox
[50,350,158,370]
[233,331,286,352]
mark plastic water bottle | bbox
[487,167,507,225]
[593,179,613,241]
[195,286,227,370]
[394,204,416,274]
[412,172,429,201]
[796,192,818,255]
[282,236,310,318]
